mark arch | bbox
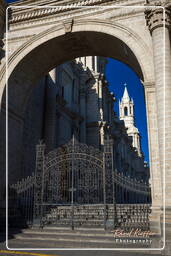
[0,19,154,116]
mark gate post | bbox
[103,152,107,230]
[103,135,117,229]
[33,141,45,227]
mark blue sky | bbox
[105,58,149,163]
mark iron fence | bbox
[10,137,151,230]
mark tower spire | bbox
[122,84,130,102]
[119,85,142,156]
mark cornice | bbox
[9,0,112,24]
[8,0,145,25]
[9,0,139,8]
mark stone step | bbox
[20,228,111,235]
[8,236,152,249]
[10,228,116,243]
[13,233,117,244]
[7,227,154,249]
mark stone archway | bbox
[0,19,155,113]
[0,18,162,229]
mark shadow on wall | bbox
[0,187,28,243]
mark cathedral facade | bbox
[21,56,150,203]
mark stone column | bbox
[145,6,171,239]
[145,5,171,208]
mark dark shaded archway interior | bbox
[6,31,144,116]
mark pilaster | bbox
[145,2,171,207]
[145,2,171,239]
[144,81,162,207]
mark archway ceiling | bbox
[7,31,143,115]
[10,31,143,82]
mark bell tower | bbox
[119,84,142,157]
[119,84,134,127]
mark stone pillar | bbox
[145,5,171,238]
[33,141,45,226]
[144,82,162,207]
[44,69,57,152]
[145,6,171,207]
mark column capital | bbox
[145,5,171,33]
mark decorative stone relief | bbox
[145,3,171,33]
[63,18,74,33]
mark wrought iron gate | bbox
[33,135,116,229]
[10,136,151,230]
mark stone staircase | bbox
[8,226,156,250]
[3,210,171,255]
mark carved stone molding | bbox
[63,18,74,33]
[145,5,171,33]
[9,0,112,24]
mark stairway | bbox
[8,226,155,250]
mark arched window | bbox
[124,106,128,116]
